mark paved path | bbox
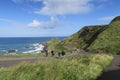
[0,54,74,67]
[96,55,120,80]
[0,52,89,68]
[0,56,52,67]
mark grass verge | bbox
[0,54,113,80]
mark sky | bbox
[0,0,120,37]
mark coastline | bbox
[0,37,66,54]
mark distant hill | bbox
[61,16,120,54]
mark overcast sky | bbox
[0,0,119,37]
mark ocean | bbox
[0,37,65,54]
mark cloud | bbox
[0,16,57,29]
[34,0,93,15]
[98,16,116,21]
[28,16,57,29]
[12,0,110,16]
[28,20,42,27]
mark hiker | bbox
[51,50,55,57]
[44,49,48,57]
[58,52,61,57]
[61,50,65,56]
[74,48,78,54]
[43,44,48,57]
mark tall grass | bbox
[0,54,113,80]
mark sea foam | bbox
[23,43,45,53]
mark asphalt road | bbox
[96,55,120,80]
[0,56,51,67]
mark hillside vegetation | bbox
[61,25,108,50]
[88,16,120,54]
[0,54,113,80]
[61,16,120,54]
[46,38,67,53]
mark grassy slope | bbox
[88,16,120,54]
[46,38,60,51]
[61,25,108,50]
[0,54,113,80]
[61,16,120,54]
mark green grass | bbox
[88,16,120,54]
[61,25,108,50]
[46,38,69,53]
[46,38,60,51]
[0,54,113,80]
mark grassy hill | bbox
[88,16,120,54]
[61,16,120,54]
[60,25,108,51]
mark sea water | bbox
[0,37,65,54]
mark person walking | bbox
[51,50,55,57]
[44,49,48,57]
[74,48,78,54]
[61,50,65,56]
[58,52,61,57]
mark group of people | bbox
[44,49,66,57]
[58,50,66,57]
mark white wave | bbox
[23,43,45,54]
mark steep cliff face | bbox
[61,16,120,54]
[88,16,120,54]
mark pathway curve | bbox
[96,55,120,80]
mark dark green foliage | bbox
[46,38,67,53]
[46,38,60,51]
